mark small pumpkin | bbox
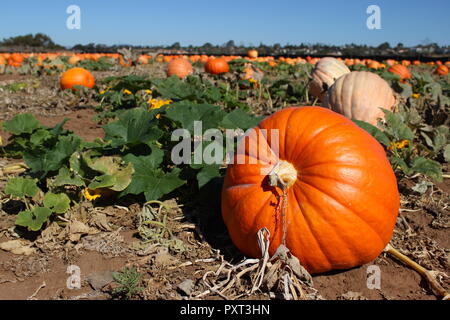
[222,106,399,274]
[68,55,81,65]
[138,55,150,65]
[388,64,411,82]
[60,67,95,90]
[367,60,382,69]
[166,58,193,79]
[309,57,350,101]
[8,53,24,67]
[205,57,229,75]
[247,49,258,59]
[322,71,396,126]
[435,65,448,76]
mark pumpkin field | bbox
[0,51,449,301]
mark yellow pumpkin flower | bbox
[148,98,172,119]
[145,89,153,95]
[387,139,410,151]
[123,89,133,95]
[148,98,172,110]
[412,93,420,99]
[84,188,102,201]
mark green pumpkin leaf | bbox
[353,120,390,146]
[410,157,443,181]
[220,108,262,130]
[121,153,185,201]
[432,126,449,153]
[444,144,450,162]
[43,192,71,214]
[52,166,85,187]
[103,108,163,147]
[88,174,116,190]
[5,177,40,198]
[24,135,82,177]
[382,110,414,141]
[29,129,51,146]
[15,207,52,231]
[196,165,221,189]
[164,102,226,134]
[2,114,41,135]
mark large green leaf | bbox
[382,110,414,141]
[52,166,85,187]
[24,135,82,177]
[103,108,163,147]
[410,157,443,181]
[121,153,185,201]
[3,114,41,135]
[220,109,262,130]
[153,76,201,101]
[5,177,40,198]
[87,162,134,192]
[165,102,226,134]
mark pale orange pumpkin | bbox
[68,55,81,65]
[309,57,350,101]
[322,71,396,126]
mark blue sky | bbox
[0,0,449,47]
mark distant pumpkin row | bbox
[1,50,449,72]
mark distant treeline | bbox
[1,33,449,59]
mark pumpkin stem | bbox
[268,161,297,190]
[268,161,297,246]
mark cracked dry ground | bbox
[0,71,449,300]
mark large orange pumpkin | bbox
[0,55,6,66]
[60,67,95,90]
[205,57,229,75]
[222,106,399,274]
[388,64,411,82]
[166,58,193,79]
[309,57,350,101]
[322,71,396,126]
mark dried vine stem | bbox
[384,243,449,299]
